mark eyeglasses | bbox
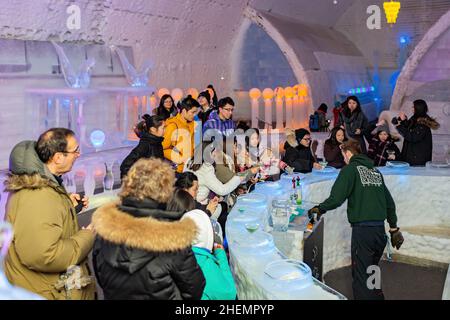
[63,145,80,155]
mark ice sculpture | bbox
[111,45,153,87]
[51,41,95,88]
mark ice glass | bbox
[271,199,290,232]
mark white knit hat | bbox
[182,210,214,251]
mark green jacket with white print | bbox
[319,154,398,228]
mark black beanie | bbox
[295,128,310,142]
[198,91,211,103]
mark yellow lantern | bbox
[171,88,184,102]
[249,88,262,100]
[157,88,170,99]
[262,88,274,100]
[298,84,308,97]
[186,88,199,100]
[383,1,401,24]
[274,87,285,98]
[284,86,294,99]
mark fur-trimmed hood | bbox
[4,140,60,192]
[284,128,299,148]
[92,201,198,253]
[416,117,440,130]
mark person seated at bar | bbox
[175,172,219,218]
[324,126,348,169]
[394,99,440,166]
[367,120,401,167]
[92,158,205,300]
[282,128,322,173]
[181,209,237,300]
[243,128,280,181]
[185,141,248,233]
[120,115,166,179]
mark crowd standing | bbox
[2,85,438,300]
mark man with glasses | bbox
[3,128,96,300]
[282,128,322,173]
[203,97,237,141]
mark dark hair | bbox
[134,114,164,138]
[179,95,200,112]
[36,128,75,163]
[175,172,198,190]
[207,84,218,107]
[343,96,362,117]
[341,139,362,155]
[326,127,347,146]
[236,120,250,131]
[218,97,235,109]
[145,115,165,131]
[198,91,211,105]
[158,94,175,111]
[413,99,429,118]
[245,128,260,150]
[166,189,196,213]
[318,103,328,113]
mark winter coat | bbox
[3,141,95,300]
[396,116,440,166]
[185,162,241,210]
[323,141,346,169]
[319,154,398,228]
[92,198,206,300]
[338,110,369,153]
[202,111,236,140]
[282,133,316,173]
[192,247,237,300]
[120,132,164,178]
[162,113,195,173]
[367,136,401,167]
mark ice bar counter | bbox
[226,163,450,300]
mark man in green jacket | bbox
[308,139,404,300]
[4,128,96,300]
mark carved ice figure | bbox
[51,41,95,88]
[111,45,153,87]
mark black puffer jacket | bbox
[282,133,315,173]
[120,132,164,178]
[396,116,440,166]
[92,197,206,300]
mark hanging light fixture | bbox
[383,1,401,24]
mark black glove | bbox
[389,228,404,250]
[307,206,326,224]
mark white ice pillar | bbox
[262,88,274,131]
[285,86,294,129]
[249,88,262,129]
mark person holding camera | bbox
[308,139,404,300]
[393,99,440,166]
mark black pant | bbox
[351,225,387,300]
[217,202,229,237]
